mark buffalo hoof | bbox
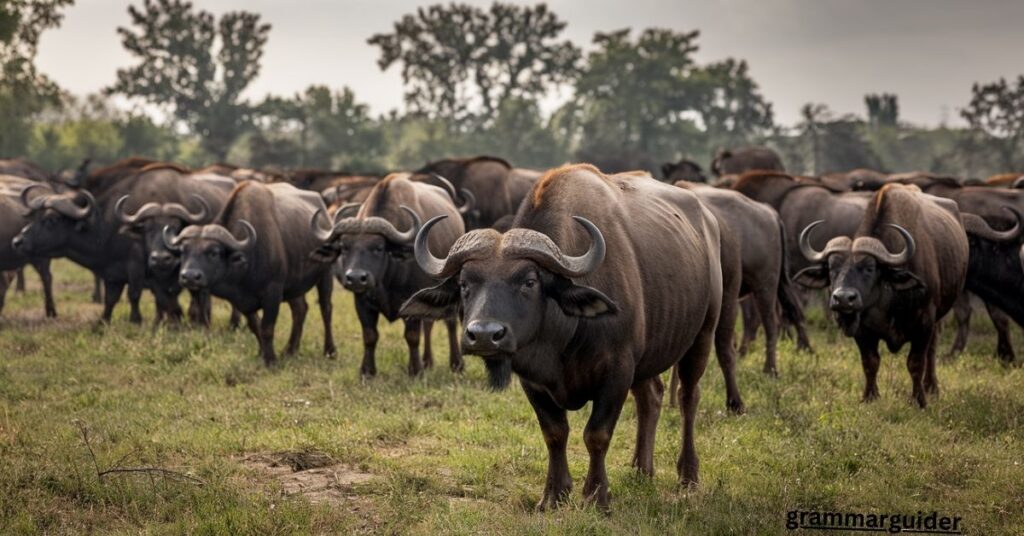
[762,365,779,377]
[360,367,377,379]
[450,359,464,374]
[45,310,57,319]
[726,398,746,415]
[535,482,572,512]
[323,346,337,360]
[861,389,879,403]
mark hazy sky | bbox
[35,0,1024,127]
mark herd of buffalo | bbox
[2,147,1024,510]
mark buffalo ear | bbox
[388,244,414,261]
[309,244,339,264]
[400,278,460,319]
[229,250,247,267]
[550,277,619,317]
[793,265,830,289]
[661,163,674,179]
[887,268,926,291]
[118,224,142,238]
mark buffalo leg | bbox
[100,280,125,323]
[354,298,379,377]
[984,302,1016,363]
[855,334,881,402]
[755,288,781,377]
[31,259,56,318]
[14,267,25,292]
[126,282,143,325]
[677,325,712,488]
[582,376,630,510]
[946,292,972,359]
[403,317,424,376]
[445,316,463,372]
[258,297,281,366]
[316,273,336,358]
[152,286,183,326]
[229,306,241,330]
[91,274,103,304]
[923,329,940,397]
[737,298,758,357]
[421,320,435,369]
[714,296,745,413]
[905,333,931,408]
[523,383,571,511]
[0,271,11,315]
[187,289,211,326]
[284,295,308,356]
[630,375,664,477]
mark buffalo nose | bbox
[179,269,206,288]
[830,288,861,311]
[465,320,507,346]
[343,269,371,291]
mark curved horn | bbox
[162,225,183,252]
[852,224,915,265]
[20,183,48,210]
[798,220,853,262]
[311,209,334,242]
[962,207,1023,242]
[431,174,458,201]
[184,195,210,223]
[116,195,162,224]
[414,215,450,278]
[232,220,256,251]
[332,202,362,224]
[1012,175,1024,189]
[457,188,475,215]
[511,216,606,278]
[52,190,95,219]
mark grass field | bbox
[1,260,1022,535]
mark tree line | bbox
[2,0,1023,178]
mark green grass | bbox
[1,260,1022,535]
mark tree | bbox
[865,93,899,128]
[573,28,706,172]
[254,85,383,170]
[692,58,775,150]
[0,0,73,156]
[107,0,270,160]
[798,103,829,175]
[369,3,580,123]
[961,76,1024,171]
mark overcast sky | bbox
[35,0,1024,127]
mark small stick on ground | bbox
[74,420,205,487]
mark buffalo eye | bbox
[459,280,470,296]
[373,244,385,255]
[521,278,538,291]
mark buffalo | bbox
[794,184,969,407]
[415,156,534,230]
[711,146,785,177]
[311,173,465,378]
[662,159,708,183]
[401,164,724,510]
[0,177,57,317]
[167,181,336,365]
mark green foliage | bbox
[961,76,1024,171]
[251,85,384,170]
[369,2,580,123]
[0,0,73,156]
[107,0,271,160]
[865,93,899,128]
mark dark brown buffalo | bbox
[115,165,237,325]
[401,164,724,510]
[311,173,465,378]
[795,184,968,407]
[954,208,1024,364]
[415,156,517,230]
[167,182,336,365]
[883,174,1024,361]
[677,181,808,376]
[12,159,164,323]
[321,175,382,206]
[0,159,51,182]
[711,146,785,177]
[0,177,56,317]
[662,159,708,183]
[819,169,888,192]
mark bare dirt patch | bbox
[239,449,379,507]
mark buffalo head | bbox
[794,220,922,335]
[400,216,617,357]
[310,204,420,294]
[12,185,97,256]
[116,194,210,272]
[164,221,256,290]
